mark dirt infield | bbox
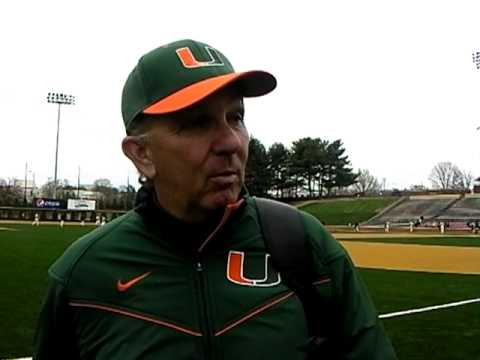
[1,223,478,275]
[341,241,480,275]
[335,232,479,239]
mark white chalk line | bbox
[379,297,480,319]
[5,297,480,360]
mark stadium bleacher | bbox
[366,195,460,225]
[435,195,480,221]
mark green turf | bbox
[360,269,480,360]
[340,236,480,247]
[383,304,480,360]
[299,197,397,225]
[360,269,480,313]
[0,224,92,357]
[0,225,479,359]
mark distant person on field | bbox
[32,213,40,226]
[439,221,445,234]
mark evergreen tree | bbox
[245,137,272,196]
[267,143,291,198]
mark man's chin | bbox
[204,188,241,209]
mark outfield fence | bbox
[0,206,126,223]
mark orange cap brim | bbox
[143,71,276,115]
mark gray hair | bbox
[126,114,155,136]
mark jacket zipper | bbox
[194,200,244,359]
[196,259,215,359]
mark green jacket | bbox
[34,196,396,359]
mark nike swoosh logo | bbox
[117,271,152,292]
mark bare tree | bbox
[94,178,113,189]
[0,184,23,206]
[40,179,70,199]
[94,178,122,209]
[458,170,474,191]
[410,184,428,192]
[353,169,381,194]
[429,162,462,190]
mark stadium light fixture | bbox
[473,52,480,70]
[47,92,75,199]
[469,54,480,145]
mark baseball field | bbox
[0,223,479,359]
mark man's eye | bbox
[191,118,208,127]
[184,116,210,129]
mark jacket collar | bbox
[134,186,248,255]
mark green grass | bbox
[340,236,480,247]
[0,224,92,357]
[299,197,397,225]
[0,225,479,359]
[384,304,480,360]
[360,269,480,313]
[360,269,480,360]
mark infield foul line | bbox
[379,297,480,319]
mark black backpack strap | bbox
[254,197,308,286]
[253,198,324,335]
[254,197,337,357]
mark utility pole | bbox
[126,175,130,210]
[77,166,81,198]
[24,162,28,205]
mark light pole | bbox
[77,166,81,198]
[24,162,28,205]
[23,163,35,206]
[47,92,75,199]
[31,171,35,199]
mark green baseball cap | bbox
[121,39,277,130]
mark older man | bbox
[34,39,397,359]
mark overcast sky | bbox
[1,0,480,190]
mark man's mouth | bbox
[209,171,239,186]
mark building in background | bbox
[473,177,480,194]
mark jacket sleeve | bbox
[301,212,397,359]
[326,253,398,359]
[33,275,79,360]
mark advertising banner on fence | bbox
[34,198,66,209]
[67,199,96,211]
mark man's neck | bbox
[152,186,222,224]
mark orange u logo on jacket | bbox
[226,251,281,287]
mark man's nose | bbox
[211,119,243,156]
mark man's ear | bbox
[122,136,156,179]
